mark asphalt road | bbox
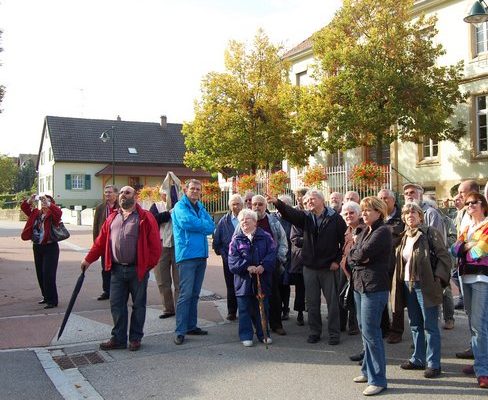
[0,221,485,400]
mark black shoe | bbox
[307,335,321,344]
[281,311,290,321]
[159,312,175,319]
[272,327,287,335]
[400,360,425,370]
[350,351,365,362]
[174,335,185,345]
[97,292,109,301]
[454,301,464,310]
[187,328,208,335]
[44,304,57,309]
[424,367,441,378]
[296,311,304,326]
[38,299,47,304]
[456,348,474,359]
[328,337,340,345]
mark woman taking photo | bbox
[347,197,392,396]
[451,192,488,389]
[21,194,62,309]
[391,203,451,379]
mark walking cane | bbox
[256,273,269,349]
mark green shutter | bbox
[65,174,72,190]
[85,175,91,190]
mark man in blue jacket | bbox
[172,179,215,345]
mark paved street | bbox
[0,220,485,399]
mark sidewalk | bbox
[0,221,485,399]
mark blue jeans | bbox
[463,280,488,377]
[404,283,441,369]
[354,290,388,388]
[110,264,149,344]
[175,258,207,336]
[237,296,270,341]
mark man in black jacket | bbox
[267,190,346,345]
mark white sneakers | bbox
[242,340,253,347]
[262,337,273,344]
[353,375,368,383]
[362,385,386,396]
[242,337,272,346]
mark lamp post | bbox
[100,126,116,185]
[464,0,488,24]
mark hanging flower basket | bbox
[302,165,327,188]
[236,174,257,194]
[202,181,221,202]
[349,162,384,186]
[268,170,289,196]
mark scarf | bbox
[401,227,422,289]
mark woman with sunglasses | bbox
[451,192,488,389]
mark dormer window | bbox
[128,147,138,154]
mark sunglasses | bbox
[120,190,133,195]
[465,200,481,206]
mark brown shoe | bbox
[456,348,474,359]
[226,313,237,321]
[443,320,454,330]
[386,334,402,344]
[128,340,141,351]
[99,338,126,350]
[272,327,287,336]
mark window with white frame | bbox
[476,95,488,154]
[72,174,84,190]
[48,148,53,161]
[40,151,45,165]
[39,177,45,193]
[46,175,52,191]
[421,137,439,161]
[476,22,488,56]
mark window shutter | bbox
[65,174,72,190]
[85,175,91,190]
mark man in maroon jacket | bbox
[81,186,161,351]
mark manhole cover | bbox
[53,351,105,370]
[200,294,222,301]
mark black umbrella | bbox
[57,271,85,340]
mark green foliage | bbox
[183,29,314,174]
[0,156,19,194]
[14,159,37,192]
[294,0,466,162]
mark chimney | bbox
[160,115,167,129]
[116,115,121,121]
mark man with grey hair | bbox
[267,189,347,345]
[344,191,360,204]
[213,193,244,321]
[92,184,119,300]
[251,194,288,335]
[329,192,343,213]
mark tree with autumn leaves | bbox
[182,29,314,175]
[293,0,466,164]
[183,0,467,173]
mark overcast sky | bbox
[0,0,341,156]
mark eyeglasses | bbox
[245,199,252,202]
[252,202,265,206]
[120,190,133,195]
[465,200,481,206]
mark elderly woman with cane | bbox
[228,209,276,347]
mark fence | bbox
[202,164,392,215]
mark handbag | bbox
[339,278,355,310]
[51,221,70,242]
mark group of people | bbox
[20,174,488,396]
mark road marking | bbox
[59,240,88,252]
[34,348,103,400]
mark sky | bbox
[0,0,342,156]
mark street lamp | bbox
[100,126,116,185]
[464,1,488,24]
